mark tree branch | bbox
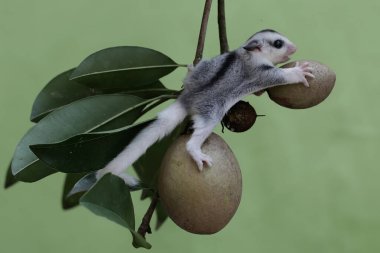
[193,0,213,66]
[137,191,160,238]
[217,0,229,53]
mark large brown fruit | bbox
[267,60,336,109]
[158,133,242,234]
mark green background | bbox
[1,0,379,252]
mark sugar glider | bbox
[97,29,314,187]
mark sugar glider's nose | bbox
[288,44,297,54]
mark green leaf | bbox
[80,174,135,228]
[4,163,18,189]
[30,67,175,122]
[71,46,180,89]
[30,69,98,122]
[80,174,151,249]
[30,120,153,174]
[133,122,187,188]
[12,94,145,182]
[62,172,88,210]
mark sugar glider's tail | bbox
[96,101,187,187]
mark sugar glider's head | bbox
[243,29,297,65]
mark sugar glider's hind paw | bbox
[192,152,213,171]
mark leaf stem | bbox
[137,191,160,238]
[193,0,213,66]
[140,95,177,115]
[217,0,229,53]
[87,94,176,133]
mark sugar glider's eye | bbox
[273,39,284,49]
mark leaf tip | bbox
[62,193,84,210]
[4,177,18,189]
[4,164,18,189]
[62,201,78,210]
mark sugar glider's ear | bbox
[243,39,262,51]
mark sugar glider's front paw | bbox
[295,61,315,87]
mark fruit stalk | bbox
[193,0,213,65]
[137,192,159,238]
[217,0,229,53]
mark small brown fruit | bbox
[222,100,260,132]
[267,60,336,109]
[158,133,242,234]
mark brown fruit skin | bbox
[267,60,336,109]
[158,133,242,234]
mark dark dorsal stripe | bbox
[208,52,237,86]
[258,64,274,71]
